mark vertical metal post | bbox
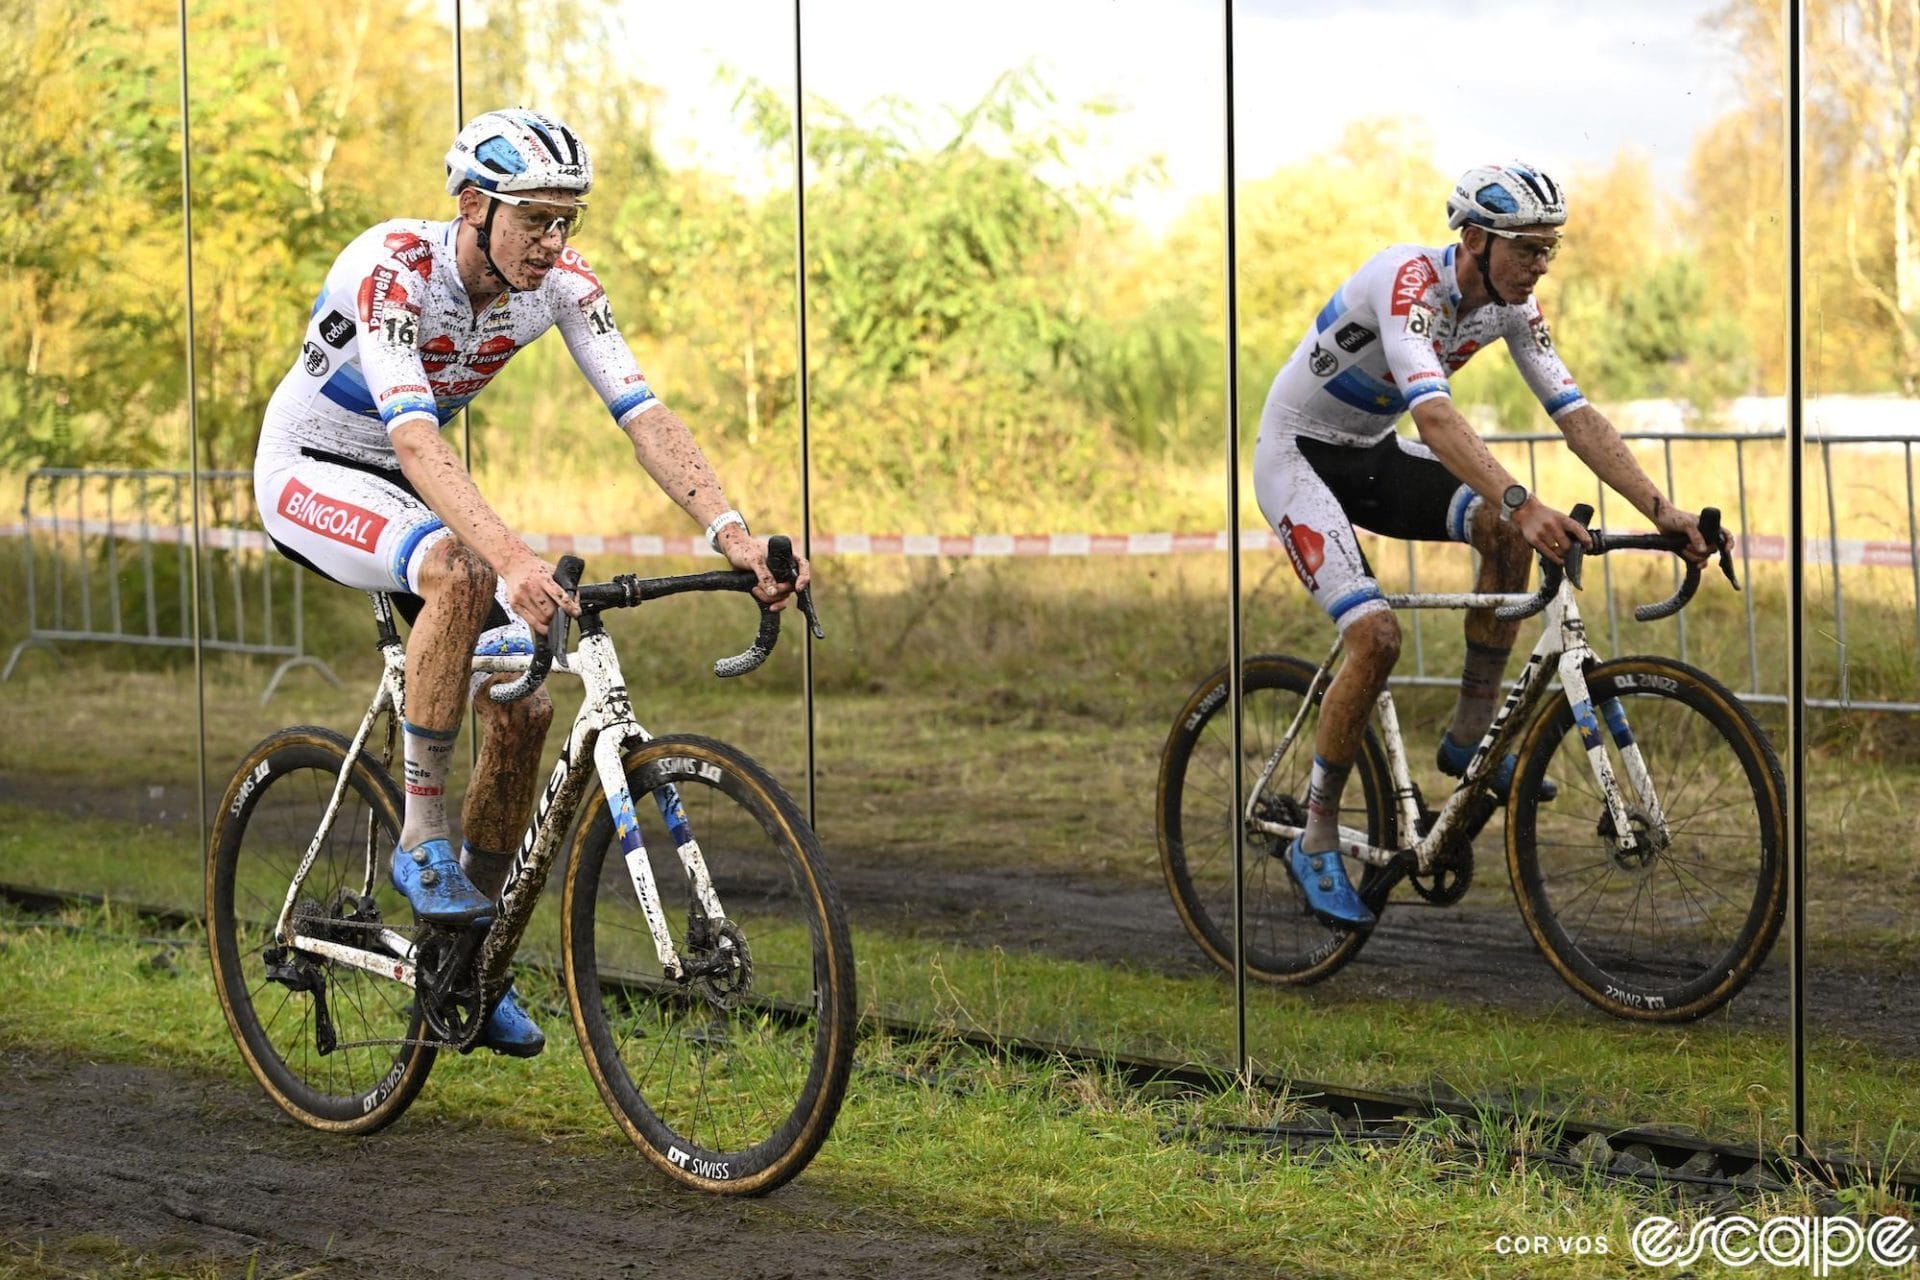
[50,476,65,629]
[1222,0,1248,1084]
[76,479,92,633]
[230,495,246,646]
[106,481,122,635]
[792,0,816,829]
[1821,440,1847,703]
[1735,438,1761,695]
[1663,439,1687,662]
[1595,485,1620,657]
[139,473,157,636]
[262,491,276,650]
[1785,0,1806,1164]
[454,2,477,770]
[21,479,39,636]
[181,0,210,871]
[175,473,190,641]
[1404,539,1424,680]
[1907,443,1919,663]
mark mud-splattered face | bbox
[459,186,586,292]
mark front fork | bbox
[594,732,730,982]
[1557,654,1669,855]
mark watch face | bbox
[1503,484,1528,510]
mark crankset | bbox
[412,924,487,1048]
[1406,802,1475,907]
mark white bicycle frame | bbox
[1246,578,1671,877]
[270,592,731,1007]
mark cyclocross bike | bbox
[1157,506,1786,1022]
[207,537,856,1194]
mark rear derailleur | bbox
[262,892,385,1055]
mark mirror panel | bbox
[1232,0,1793,1149]
[805,0,1237,1063]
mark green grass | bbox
[3,902,1909,1280]
[3,800,1915,1177]
[4,541,1919,1195]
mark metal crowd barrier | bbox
[2,468,340,704]
[2,436,1916,712]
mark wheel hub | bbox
[1599,807,1664,870]
[1250,793,1303,858]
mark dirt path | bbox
[0,1048,1261,1280]
[822,845,1920,1060]
[4,770,1913,1058]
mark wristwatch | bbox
[1500,484,1529,523]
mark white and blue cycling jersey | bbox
[1259,242,1586,447]
[253,216,659,621]
[258,217,659,468]
[1252,243,1588,634]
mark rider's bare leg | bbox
[1304,609,1400,849]
[398,539,495,851]
[458,677,555,900]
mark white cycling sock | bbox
[1302,755,1351,851]
[399,720,458,851]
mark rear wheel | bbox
[563,734,856,1194]
[207,726,434,1131]
[1156,654,1396,984]
[1507,657,1786,1021]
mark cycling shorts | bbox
[1252,420,1483,632]
[254,445,532,663]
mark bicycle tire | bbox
[1156,654,1396,985]
[562,734,856,1194]
[1506,656,1787,1022]
[207,726,435,1131]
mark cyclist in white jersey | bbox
[1252,162,1712,930]
[254,109,808,1054]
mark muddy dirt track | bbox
[2,777,1913,1278]
[0,1049,1265,1280]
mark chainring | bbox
[1406,804,1475,906]
[412,926,486,1048]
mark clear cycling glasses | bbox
[487,190,588,241]
[1481,225,1561,265]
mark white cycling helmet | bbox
[1446,162,1566,231]
[444,108,592,197]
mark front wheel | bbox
[207,726,435,1132]
[1506,657,1786,1022]
[562,734,856,1194]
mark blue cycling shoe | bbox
[1436,733,1558,804]
[471,984,545,1058]
[1286,836,1376,930]
[389,837,493,924]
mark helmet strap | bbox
[1472,234,1509,306]
[474,197,525,294]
